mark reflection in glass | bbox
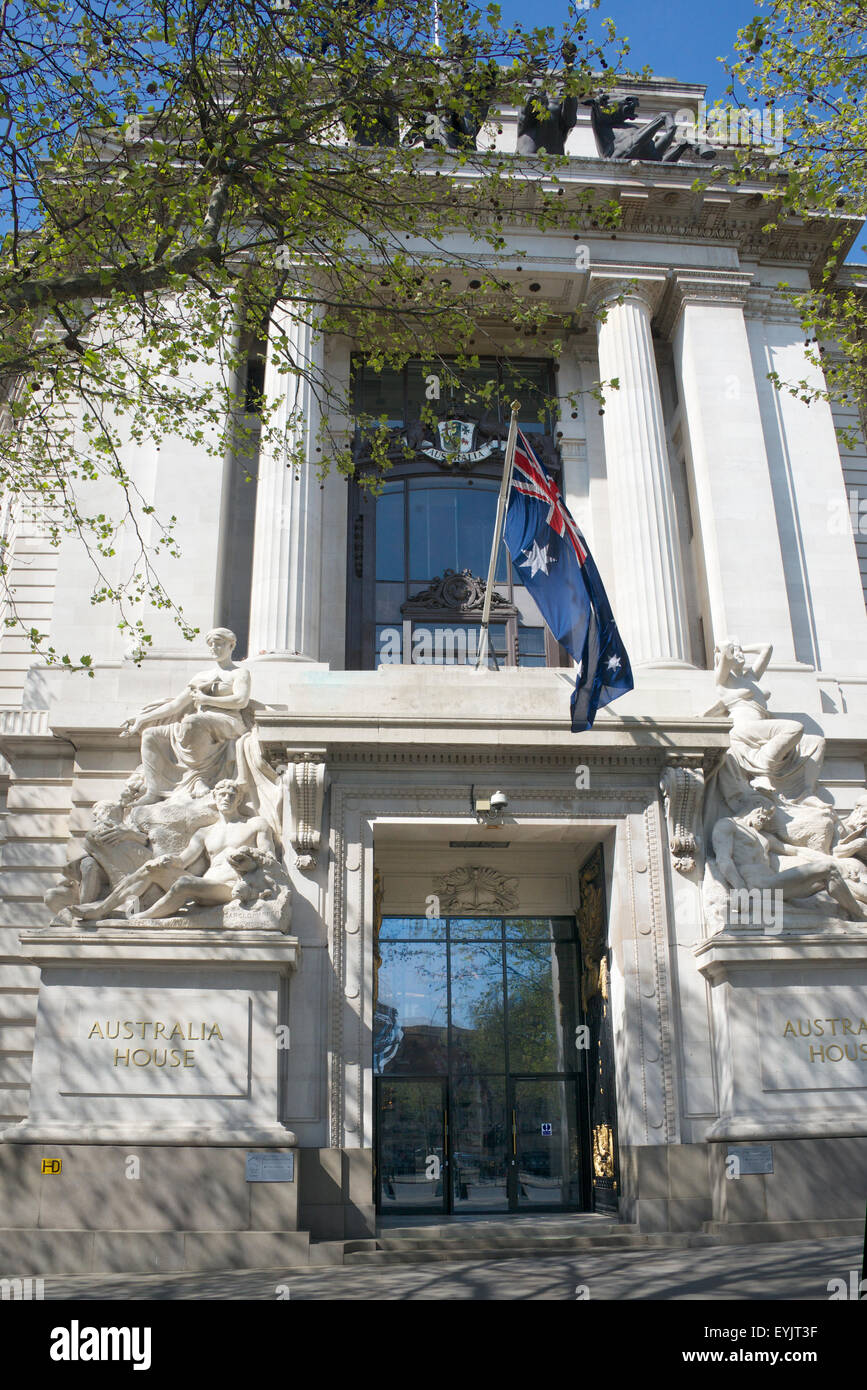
[504,917,553,940]
[374,918,586,1212]
[378,1081,445,1210]
[451,1077,509,1211]
[449,917,503,939]
[376,941,448,1074]
[513,1077,581,1207]
[375,483,404,581]
[379,915,446,940]
[449,941,506,1075]
[408,480,507,584]
[507,943,561,1073]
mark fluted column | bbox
[591,269,691,666]
[248,301,325,659]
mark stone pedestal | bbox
[695,929,867,1140]
[4,926,300,1146]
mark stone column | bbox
[247,301,326,660]
[663,269,797,663]
[590,268,691,667]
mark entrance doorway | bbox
[374,915,591,1215]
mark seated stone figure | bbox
[702,639,825,821]
[712,803,865,922]
[120,628,251,804]
[72,780,275,922]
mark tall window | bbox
[347,358,566,670]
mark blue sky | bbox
[494,0,761,102]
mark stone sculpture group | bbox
[47,628,290,930]
[700,640,867,932]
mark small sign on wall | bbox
[726,1144,774,1176]
[41,1158,61,1175]
[245,1152,295,1183]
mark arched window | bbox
[346,358,568,670]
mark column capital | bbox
[657,267,754,338]
[587,265,668,318]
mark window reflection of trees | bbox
[376,920,579,1078]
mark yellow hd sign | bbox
[41,1158,61,1175]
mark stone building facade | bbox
[0,77,866,1273]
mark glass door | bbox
[510,1076,583,1209]
[374,915,592,1215]
[450,1076,510,1212]
[376,1078,447,1214]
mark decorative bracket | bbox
[659,756,705,873]
[280,750,329,871]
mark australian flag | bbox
[503,431,633,731]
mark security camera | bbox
[489,790,509,812]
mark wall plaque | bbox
[246,1152,295,1183]
[727,1144,774,1176]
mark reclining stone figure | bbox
[71,780,276,922]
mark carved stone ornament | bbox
[433,865,519,912]
[352,412,562,476]
[577,846,608,1011]
[401,569,513,618]
[47,629,288,930]
[659,757,705,873]
[282,751,329,871]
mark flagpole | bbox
[475,401,520,671]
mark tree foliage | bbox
[0,0,627,664]
[727,0,867,432]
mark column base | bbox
[246,653,329,664]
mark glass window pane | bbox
[375,486,404,581]
[505,917,553,940]
[377,1080,445,1210]
[514,1077,582,1206]
[376,941,449,1074]
[357,367,404,427]
[379,916,445,940]
[375,584,405,621]
[518,626,546,654]
[451,1076,509,1211]
[502,361,552,433]
[449,941,506,1073]
[408,480,506,582]
[450,917,503,939]
[506,942,570,1073]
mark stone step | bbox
[377,1230,624,1251]
[342,1232,721,1265]
[378,1218,629,1242]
